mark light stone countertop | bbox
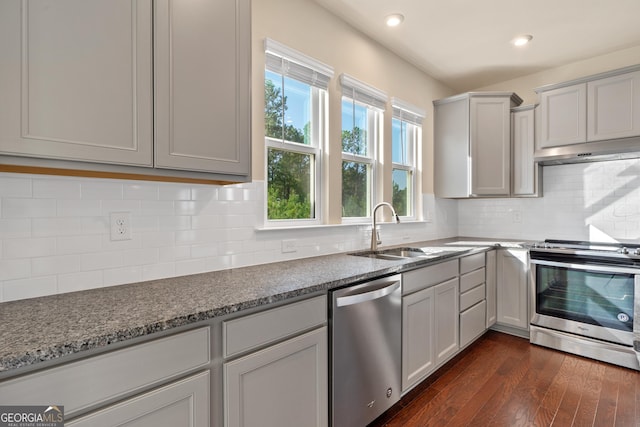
[0,237,524,375]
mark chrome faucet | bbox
[370,202,400,251]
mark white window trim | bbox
[264,42,332,228]
[265,39,334,83]
[391,97,426,126]
[341,98,382,223]
[339,75,387,223]
[391,99,424,221]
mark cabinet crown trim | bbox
[534,64,640,93]
[433,91,523,107]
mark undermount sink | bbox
[381,248,430,258]
[350,246,473,261]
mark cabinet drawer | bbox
[403,259,458,295]
[460,252,485,274]
[223,295,327,358]
[67,371,210,427]
[0,327,210,417]
[460,267,485,293]
[460,300,487,348]
[460,283,486,312]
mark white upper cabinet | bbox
[0,0,251,181]
[434,92,522,198]
[587,70,640,142]
[434,95,470,198]
[469,96,512,196]
[537,83,587,148]
[0,0,153,166]
[512,105,541,197]
[154,0,251,176]
[536,65,640,150]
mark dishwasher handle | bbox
[335,280,400,307]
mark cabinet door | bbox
[154,0,251,176]
[434,97,470,198]
[485,250,497,327]
[67,371,209,427]
[512,108,539,196]
[434,278,459,366]
[224,327,328,427]
[0,0,153,166]
[497,249,529,330]
[402,287,435,392]
[470,97,511,196]
[587,70,640,142]
[537,84,587,148]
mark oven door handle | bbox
[530,259,640,275]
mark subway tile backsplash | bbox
[0,174,455,301]
[5,158,636,302]
[457,158,640,242]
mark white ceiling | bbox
[313,0,640,92]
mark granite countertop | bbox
[0,237,524,375]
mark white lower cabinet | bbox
[485,250,498,327]
[402,252,496,393]
[402,286,436,391]
[460,301,487,348]
[496,249,529,331]
[222,296,328,427]
[0,327,210,420]
[401,261,459,393]
[458,252,487,349]
[67,371,209,427]
[224,328,327,427]
[434,278,460,365]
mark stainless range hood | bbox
[535,136,640,165]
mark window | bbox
[391,98,424,219]
[340,75,387,220]
[264,39,333,224]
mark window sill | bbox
[255,220,429,232]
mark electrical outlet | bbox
[281,239,297,253]
[110,212,132,241]
[425,209,433,223]
[512,210,522,223]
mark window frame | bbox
[263,39,333,228]
[340,74,387,223]
[391,98,425,221]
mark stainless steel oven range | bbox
[529,240,640,371]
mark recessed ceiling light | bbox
[385,14,404,27]
[512,35,533,47]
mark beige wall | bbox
[251,0,454,222]
[474,45,640,104]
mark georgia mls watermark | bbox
[0,405,64,427]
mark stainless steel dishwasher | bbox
[330,274,402,427]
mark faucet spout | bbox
[370,202,400,252]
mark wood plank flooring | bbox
[369,331,640,427]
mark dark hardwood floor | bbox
[369,331,640,427]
